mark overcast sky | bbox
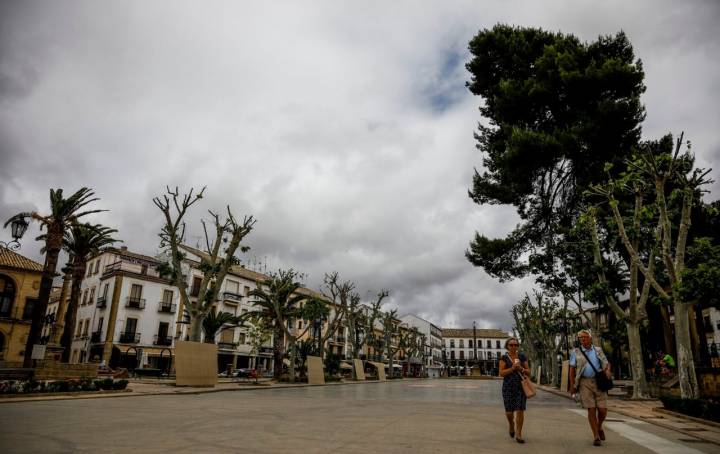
[1,1,719,332]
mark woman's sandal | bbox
[509,431,515,438]
[593,439,602,447]
[516,437,525,444]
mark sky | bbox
[1,1,719,332]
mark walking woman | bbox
[499,337,530,443]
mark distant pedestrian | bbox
[569,329,612,447]
[500,337,530,443]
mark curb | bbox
[0,377,420,403]
[652,407,720,429]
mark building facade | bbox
[400,314,443,377]
[0,248,43,363]
[441,328,510,376]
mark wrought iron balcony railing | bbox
[119,332,141,343]
[218,341,239,350]
[222,291,243,302]
[158,302,176,313]
[125,297,145,309]
[96,296,107,308]
[153,335,173,346]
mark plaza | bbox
[0,380,716,453]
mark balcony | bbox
[91,331,103,343]
[125,297,146,309]
[119,332,141,343]
[153,335,173,346]
[218,341,239,350]
[222,291,243,302]
[157,302,176,314]
[96,296,107,308]
[330,336,346,344]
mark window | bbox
[226,280,240,294]
[459,339,464,348]
[97,317,104,332]
[86,263,92,277]
[162,289,173,303]
[102,283,109,298]
[450,340,455,348]
[450,351,455,360]
[487,351,493,359]
[0,275,16,318]
[82,319,89,335]
[486,340,491,348]
[191,277,202,297]
[75,320,83,338]
[89,287,96,304]
[239,333,246,344]
[22,299,37,320]
[125,318,138,334]
[298,320,303,330]
[130,284,143,302]
[94,260,100,274]
[496,340,501,348]
[244,286,251,297]
[81,289,89,306]
[469,340,473,348]
[140,264,148,275]
[459,351,465,360]
[220,329,234,343]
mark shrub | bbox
[100,378,114,390]
[112,379,129,390]
[324,374,341,383]
[22,379,40,393]
[48,380,70,392]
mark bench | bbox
[0,368,35,381]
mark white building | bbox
[441,328,510,376]
[399,314,443,378]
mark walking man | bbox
[569,329,612,446]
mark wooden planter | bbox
[175,341,217,387]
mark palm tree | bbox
[5,188,104,367]
[201,310,245,344]
[59,223,119,362]
[248,269,310,383]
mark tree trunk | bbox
[660,305,676,357]
[273,326,283,380]
[189,316,203,342]
[627,320,650,398]
[23,234,62,367]
[50,266,73,345]
[288,339,296,383]
[674,300,700,398]
[60,262,84,362]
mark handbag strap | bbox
[578,346,600,374]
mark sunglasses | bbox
[508,343,519,347]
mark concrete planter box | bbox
[175,341,218,387]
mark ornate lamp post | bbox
[0,217,29,251]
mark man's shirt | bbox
[569,345,602,378]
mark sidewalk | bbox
[539,384,720,446]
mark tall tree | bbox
[380,309,403,378]
[317,272,351,359]
[154,186,255,341]
[5,188,104,367]
[465,24,645,286]
[58,223,119,362]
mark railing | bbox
[157,302,176,313]
[96,296,107,308]
[222,291,243,302]
[103,261,123,275]
[125,297,146,309]
[153,335,172,346]
[218,341,239,350]
[119,332,141,343]
[91,331,102,343]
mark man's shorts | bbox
[579,377,607,409]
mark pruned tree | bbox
[153,186,255,342]
[363,290,388,361]
[381,308,403,378]
[591,133,713,398]
[317,272,351,359]
[247,320,273,380]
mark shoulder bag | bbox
[506,354,536,398]
[579,347,613,392]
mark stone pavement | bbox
[540,384,720,447]
[1,379,718,453]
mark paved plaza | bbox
[0,380,717,453]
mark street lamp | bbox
[0,217,29,251]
